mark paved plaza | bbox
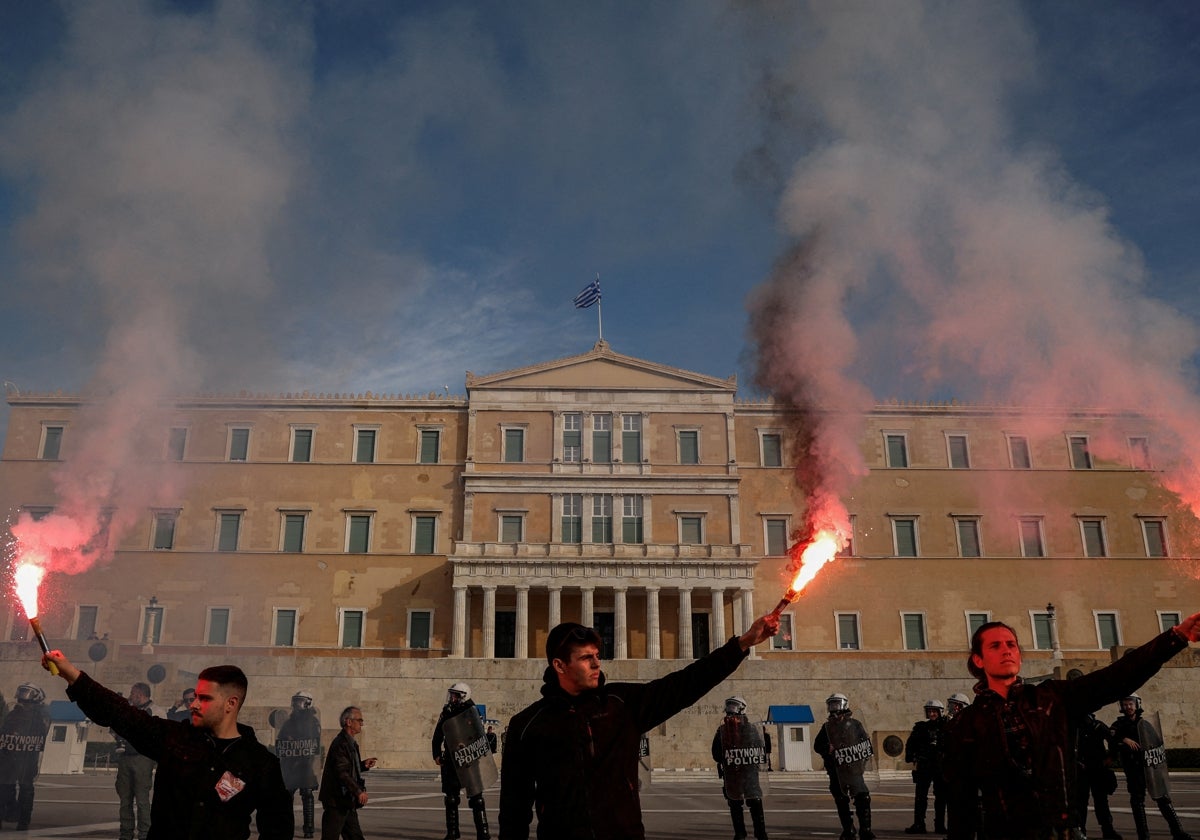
[13,770,1200,838]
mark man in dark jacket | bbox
[43,650,293,840]
[943,614,1200,840]
[498,612,778,840]
[277,690,322,838]
[318,706,377,840]
[1112,694,1192,840]
[904,699,946,835]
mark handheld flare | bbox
[28,617,58,676]
[768,587,801,620]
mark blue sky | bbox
[1,0,1199,441]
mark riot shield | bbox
[276,708,322,791]
[637,734,652,790]
[824,717,874,795]
[1137,717,1171,799]
[442,704,499,796]
[719,717,768,800]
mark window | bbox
[1032,611,1053,650]
[1068,435,1092,469]
[761,432,783,467]
[24,506,52,522]
[413,515,437,554]
[678,430,699,465]
[355,428,377,463]
[217,512,241,552]
[167,427,187,461]
[622,496,644,543]
[947,434,970,469]
[207,607,230,645]
[291,428,313,463]
[40,425,64,460]
[967,611,990,640]
[282,513,306,552]
[1080,518,1107,557]
[892,517,918,557]
[76,605,98,641]
[1142,519,1168,557]
[955,517,981,558]
[592,495,613,543]
[562,414,581,463]
[622,414,642,462]
[346,514,371,553]
[562,494,582,544]
[408,610,432,649]
[1129,436,1151,469]
[340,608,365,648]
[1095,612,1121,649]
[1008,435,1032,469]
[765,519,789,556]
[592,414,611,463]
[902,613,927,650]
[838,516,856,557]
[142,604,164,645]
[680,515,703,545]
[772,614,794,651]
[503,427,525,463]
[51,725,67,743]
[273,609,297,646]
[885,433,909,468]
[1159,611,1182,632]
[228,427,250,462]
[153,512,177,550]
[419,429,441,464]
[836,613,861,650]
[500,514,524,543]
[1019,517,1045,558]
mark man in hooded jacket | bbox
[498,613,777,840]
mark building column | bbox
[678,587,694,659]
[482,585,497,660]
[731,589,745,637]
[515,585,530,660]
[741,588,757,659]
[646,586,661,660]
[711,587,726,645]
[451,585,468,658]
[613,586,628,660]
[581,586,595,627]
[548,585,562,628]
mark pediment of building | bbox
[466,341,736,392]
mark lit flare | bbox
[768,530,842,618]
[13,560,58,675]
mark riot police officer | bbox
[814,693,875,840]
[904,699,945,834]
[432,683,493,840]
[1112,694,1192,840]
[712,696,768,840]
[945,693,969,719]
[277,689,322,838]
[0,683,51,830]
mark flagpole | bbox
[596,274,603,343]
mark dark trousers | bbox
[321,804,365,840]
[0,778,36,828]
[116,754,155,840]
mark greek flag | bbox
[573,278,601,309]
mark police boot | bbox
[469,794,491,840]
[748,798,768,840]
[907,790,928,833]
[836,795,857,840]
[728,800,748,840]
[301,790,316,838]
[1157,798,1193,840]
[855,793,875,840]
[934,800,947,835]
[1100,825,1123,840]
[443,798,461,840]
[1131,800,1151,840]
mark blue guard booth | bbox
[41,700,90,775]
[766,705,815,771]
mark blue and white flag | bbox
[573,278,601,309]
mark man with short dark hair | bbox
[319,705,377,840]
[42,651,292,839]
[166,687,197,723]
[114,681,159,840]
[498,613,778,840]
[944,614,1200,840]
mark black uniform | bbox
[711,717,768,840]
[1073,713,1119,839]
[1112,710,1191,840]
[277,706,321,838]
[905,715,945,833]
[0,699,50,830]
[815,716,874,840]
[433,699,491,839]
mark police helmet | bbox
[725,696,747,716]
[292,690,314,710]
[1120,693,1142,713]
[947,692,969,714]
[924,698,945,716]
[447,682,471,705]
[16,683,45,704]
[826,693,850,715]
